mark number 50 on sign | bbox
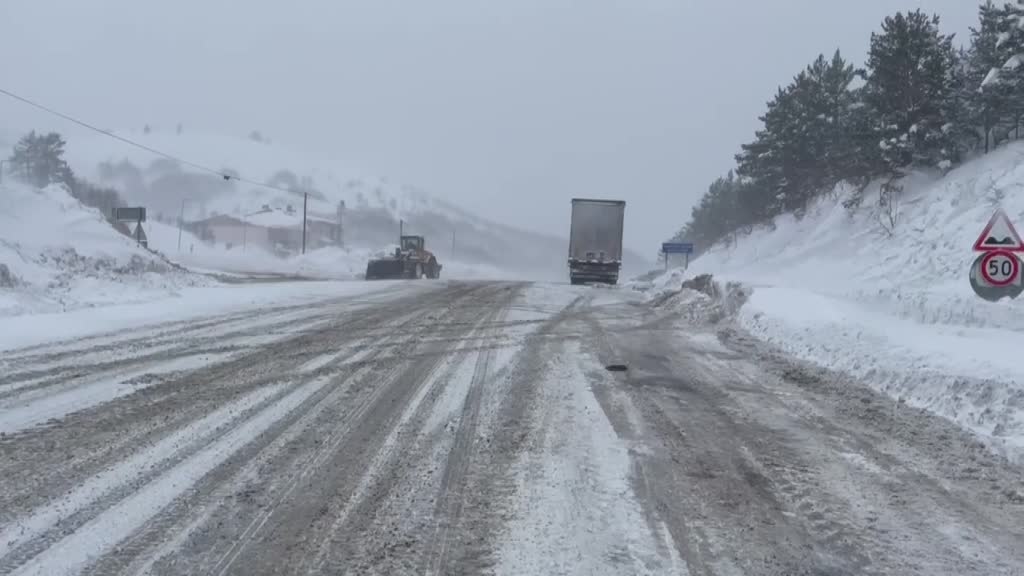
[981,250,1020,286]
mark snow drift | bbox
[652,143,1024,462]
[0,181,206,316]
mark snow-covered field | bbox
[0,182,206,316]
[645,143,1024,461]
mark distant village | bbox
[180,201,346,255]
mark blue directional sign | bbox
[662,242,693,254]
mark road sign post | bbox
[113,207,148,248]
[970,209,1024,300]
[661,242,694,271]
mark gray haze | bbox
[0,0,981,254]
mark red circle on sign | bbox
[980,250,1020,287]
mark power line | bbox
[0,86,295,195]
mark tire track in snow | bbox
[420,302,509,576]
[0,289,430,508]
[0,285,462,576]
[0,380,287,567]
[0,306,339,400]
[119,304,450,576]
[292,287,516,576]
[108,283,489,576]
[0,350,240,434]
[8,373,337,576]
[208,312,456,576]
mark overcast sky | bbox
[0,0,982,253]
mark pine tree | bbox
[864,10,961,173]
[968,1,1009,151]
[948,47,980,159]
[736,50,865,217]
[7,131,75,189]
[988,0,1024,141]
[736,84,797,218]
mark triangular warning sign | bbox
[974,209,1024,252]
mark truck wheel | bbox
[415,263,423,279]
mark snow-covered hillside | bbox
[0,182,205,315]
[659,143,1024,461]
[64,129,650,279]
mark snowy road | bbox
[0,281,1021,575]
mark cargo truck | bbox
[568,198,626,285]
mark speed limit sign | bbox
[980,250,1021,286]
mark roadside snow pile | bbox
[625,268,692,297]
[292,246,378,279]
[661,143,1024,461]
[0,182,205,316]
[650,274,748,324]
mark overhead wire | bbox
[0,86,295,195]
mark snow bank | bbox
[656,143,1024,461]
[0,279,407,354]
[0,182,206,316]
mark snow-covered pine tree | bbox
[968,1,1010,151]
[737,51,866,216]
[989,0,1024,141]
[799,51,869,188]
[736,79,813,218]
[864,10,961,173]
[947,47,980,160]
[7,131,75,189]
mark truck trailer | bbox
[568,198,626,285]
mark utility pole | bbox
[302,192,308,254]
[177,199,186,252]
[399,219,404,242]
